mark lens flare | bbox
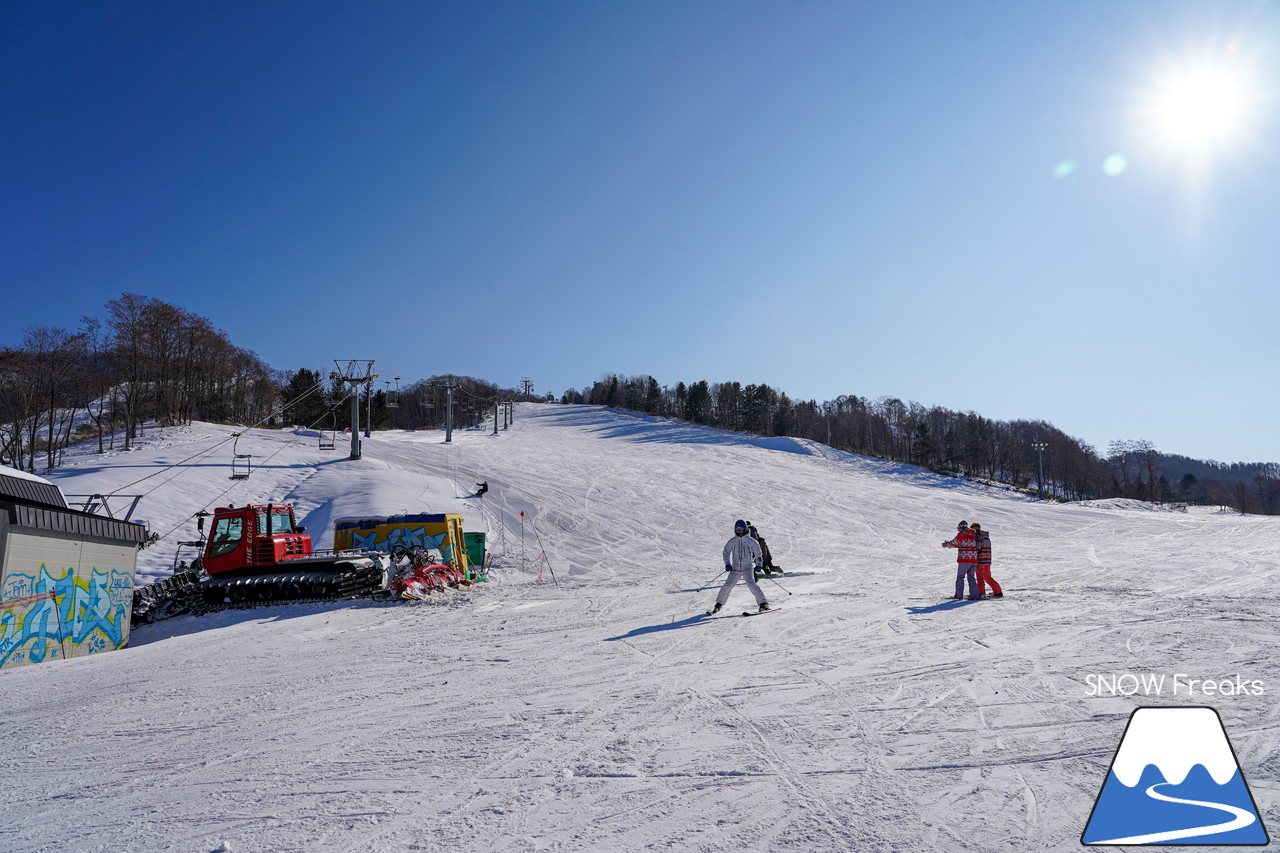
[1103,154,1128,176]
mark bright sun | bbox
[1139,55,1260,161]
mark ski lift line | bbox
[102,380,330,498]
[150,404,338,545]
[449,384,502,404]
[118,381,351,549]
[123,381,343,544]
[308,388,356,451]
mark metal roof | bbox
[5,503,149,545]
[0,469,67,510]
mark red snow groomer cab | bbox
[131,503,392,623]
[202,503,314,575]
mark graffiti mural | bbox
[334,513,469,572]
[351,527,450,559]
[0,564,133,668]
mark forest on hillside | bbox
[279,368,515,438]
[3,297,1276,515]
[1,294,278,471]
[563,374,1280,516]
[0,293,518,473]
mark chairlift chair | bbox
[318,408,340,450]
[230,454,252,480]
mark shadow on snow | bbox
[602,613,713,641]
[904,599,982,614]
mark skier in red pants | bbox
[942,520,979,600]
[970,523,1002,598]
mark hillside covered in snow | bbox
[2,403,1277,852]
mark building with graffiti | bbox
[0,467,148,670]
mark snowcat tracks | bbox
[195,564,385,613]
[131,565,386,624]
[131,570,202,624]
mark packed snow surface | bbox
[2,403,1277,852]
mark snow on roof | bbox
[0,465,67,509]
[0,465,55,487]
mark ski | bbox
[742,608,778,616]
[755,570,823,579]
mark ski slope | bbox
[2,403,1277,852]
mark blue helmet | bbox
[734,519,747,535]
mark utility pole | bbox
[493,399,500,435]
[332,360,376,460]
[445,382,454,443]
[520,377,534,399]
[1032,442,1048,500]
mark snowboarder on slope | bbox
[708,519,770,614]
[746,521,778,574]
[942,520,980,600]
[474,481,488,498]
[970,523,1002,598]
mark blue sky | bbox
[2,1,1276,463]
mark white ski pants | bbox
[716,569,767,607]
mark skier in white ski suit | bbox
[709,519,769,614]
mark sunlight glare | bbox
[1139,55,1259,161]
[1156,67,1245,147]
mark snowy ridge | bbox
[1110,707,1240,787]
[1072,498,1181,513]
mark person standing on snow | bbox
[970,523,1002,598]
[942,520,980,600]
[708,519,770,614]
[746,521,779,574]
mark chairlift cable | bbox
[102,380,328,498]
[150,386,355,545]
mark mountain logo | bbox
[1082,706,1269,846]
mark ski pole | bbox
[759,573,792,596]
[695,569,727,592]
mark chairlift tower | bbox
[1032,442,1048,500]
[332,360,377,460]
[445,381,454,443]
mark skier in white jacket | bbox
[707,519,770,615]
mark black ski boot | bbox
[757,602,771,613]
[706,602,723,616]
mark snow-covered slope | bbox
[2,404,1277,852]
